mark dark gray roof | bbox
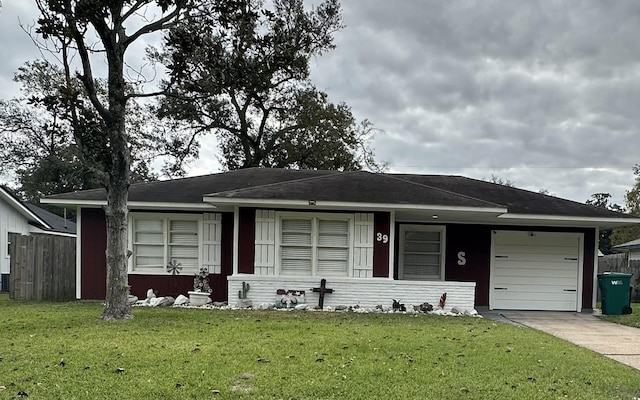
[24,203,76,235]
[209,172,503,209]
[1,185,76,234]
[46,168,337,203]
[45,168,637,219]
[393,174,630,219]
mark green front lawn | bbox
[0,293,638,399]
[599,303,640,328]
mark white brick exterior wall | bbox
[228,275,476,312]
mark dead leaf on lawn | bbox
[231,384,254,394]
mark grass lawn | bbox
[600,303,640,328]
[0,294,639,399]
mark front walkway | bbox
[488,311,640,370]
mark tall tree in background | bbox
[0,60,171,208]
[34,0,195,320]
[154,0,382,171]
[586,192,624,254]
[611,166,640,245]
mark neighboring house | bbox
[613,239,640,261]
[0,186,76,291]
[42,169,640,312]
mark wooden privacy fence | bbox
[9,233,76,301]
[598,253,640,302]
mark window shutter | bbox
[203,213,222,274]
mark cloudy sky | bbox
[1,1,639,206]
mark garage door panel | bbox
[495,245,579,257]
[494,261,578,274]
[493,290,577,301]
[494,234,578,247]
[491,231,580,311]
[492,299,577,311]
[495,250,579,261]
[494,283,577,294]
[493,275,577,286]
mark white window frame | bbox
[129,213,203,275]
[5,232,12,259]
[275,212,353,277]
[398,224,446,281]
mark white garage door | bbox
[491,231,581,311]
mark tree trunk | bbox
[100,46,133,320]
[101,173,132,320]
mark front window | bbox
[131,215,200,273]
[279,214,351,276]
[399,225,445,280]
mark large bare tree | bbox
[34,0,194,320]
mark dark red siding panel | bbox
[128,275,193,299]
[445,225,491,306]
[373,212,391,277]
[238,208,256,274]
[208,212,234,301]
[582,228,596,311]
[80,208,107,300]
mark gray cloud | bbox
[308,0,640,204]
[2,0,639,206]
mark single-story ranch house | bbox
[42,168,640,312]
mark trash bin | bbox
[598,272,633,315]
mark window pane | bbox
[318,248,348,275]
[282,219,312,232]
[170,246,198,258]
[402,228,442,279]
[135,244,164,268]
[318,219,348,247]
[168,219,198,270]
[281,258,312,274]
[319,220,348,233]
[282,232,312,245]
[318,247,348,261]
[135,232,163,244]
[136,244,163,257]
[170,232,198,245]
[281,245,312,275]
[404,241,440,253]
[133,218,164,271]
[135,220,162,231]
[170,220,197,232]
[405,230,440,242]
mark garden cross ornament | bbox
[311,278,334,310]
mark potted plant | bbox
[188,267,212,306]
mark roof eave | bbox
[1,188,52,230]
[41,198,217,211]
[202,196,508,214]
[497,213,640,229]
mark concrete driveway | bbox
[493,311,640,370]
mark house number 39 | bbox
[376,233,389,243]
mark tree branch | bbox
[123,2,187,48]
